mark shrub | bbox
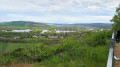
[85,31,108,46]
[12,44,57,62]
[0,54,12,66]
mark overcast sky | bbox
[0,0,120,24]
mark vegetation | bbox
[0,42,9,54]
[0,21,51,29]
[0,21,113,67]
[0,22,31,27]
[0,30,111,67]
[111,5,120,31]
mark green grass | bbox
[0,42,40,53]
[4,43,29,53]
[0,42,9,54]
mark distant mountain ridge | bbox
[54,23,112,29]
[74,23,112,29]
[0,21,112,29]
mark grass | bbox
[0,42,40,53]
[4,43,29,53]
[0,42,9,54]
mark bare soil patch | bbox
[114,43,120,67]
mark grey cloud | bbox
[0,0,119,23]
[0,0,119,12]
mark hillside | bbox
[54,23,112,29]
[0,21,112,29]
[74,23,112,29]
[0,21,49,27]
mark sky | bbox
[0,0,120,24]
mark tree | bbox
[111,4,120,30]
[34,29,42,38]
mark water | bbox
[56,30,76,33]
[12,29,32,32]
[41,30,76,33]
[2,29,32,32]
[3,29,76,33]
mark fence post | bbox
[107,31,115,67]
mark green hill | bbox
[0,21,32,27]
[0,21,49,27]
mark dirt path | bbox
[1,64,33,67]
[114,43,120,67]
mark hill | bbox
[0,21,49,27]
[74,23,112,29]
[54,23,112,29]
[0,21,112,29]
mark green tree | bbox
[34,29,42,38]
[111,4,120,30]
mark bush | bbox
[0,54,12,66]
[25,44,56,61]
[85,31,108,46]
[12,44,57,62]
